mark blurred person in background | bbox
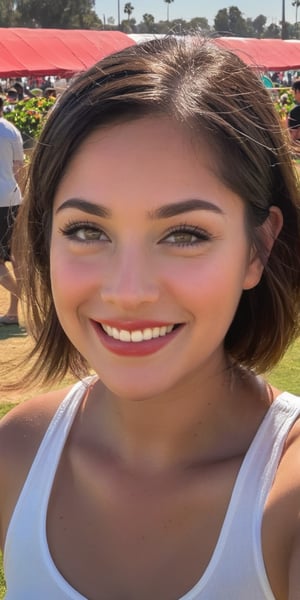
[288,79,300,142]
[0,96,24,325]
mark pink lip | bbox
[90,320,184,357]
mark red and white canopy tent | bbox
[1,30,300,78]
[130,34,300,72]
[214,37,300,71]
[0,28,135,78]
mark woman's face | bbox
[50,117,263,399]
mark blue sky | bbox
[95,1,295,26]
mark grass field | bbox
[267,339,300,395]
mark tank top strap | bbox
[177,391,300,600]
[243,392,300,511]
[4,377,95,568]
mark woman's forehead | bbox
[53,117,246,224]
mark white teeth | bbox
[131,330,144,343]
[112,327,120,340]
[119,329,131,342]
[101,324,176,342]
[143,328,153,340]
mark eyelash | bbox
[59,220,212,247]
[59,220,109,243]
[160,224,212,247]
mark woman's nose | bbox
[100,247,160,309]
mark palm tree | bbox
[292,0,300,27]
[124,2,134,22]
[164,0,174,23]
[142,13,155,33]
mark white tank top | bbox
[3,379,300,599]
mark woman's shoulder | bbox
[272,387,300,457]
[0,383,80,467]
[0,385,74,548]
[0,385,74,446]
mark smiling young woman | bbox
[0,36,300,600]
[49,116,274,400]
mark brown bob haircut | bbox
[14,36,300,385]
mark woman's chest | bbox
[46,454,248,600]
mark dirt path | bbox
[0,280,59,403]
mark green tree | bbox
[244,17,255,37]
[120,13,135,33]
[169,18,186,33]
[263,22,281,38]
[0,0,16,26]
[124,2,134,22]
[228,6,248,36]
[105,15,116,30]
[214,6,247,36]
[140,13,156,33]
[155,19,171,33]
[292,0,300,36]
[15,0,101,28]
[214,8,229,34]
[164,0,174,23]
[284,20,295,37]
[188,16,210,32]
[252,14,267,37]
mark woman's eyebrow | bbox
[55,198,111,218]
[148,199,224,219]
[55,197,224,219]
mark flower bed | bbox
[4,96,56,148]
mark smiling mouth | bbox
[100,323,181,343]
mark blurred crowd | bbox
[0,80,56,112]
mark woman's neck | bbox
[81,362,269,474]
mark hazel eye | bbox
[76,227,107,241]
[166,231,200,245]
[161,226,211,247]
[60,221,110,243]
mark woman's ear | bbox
[243,206,283,291]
